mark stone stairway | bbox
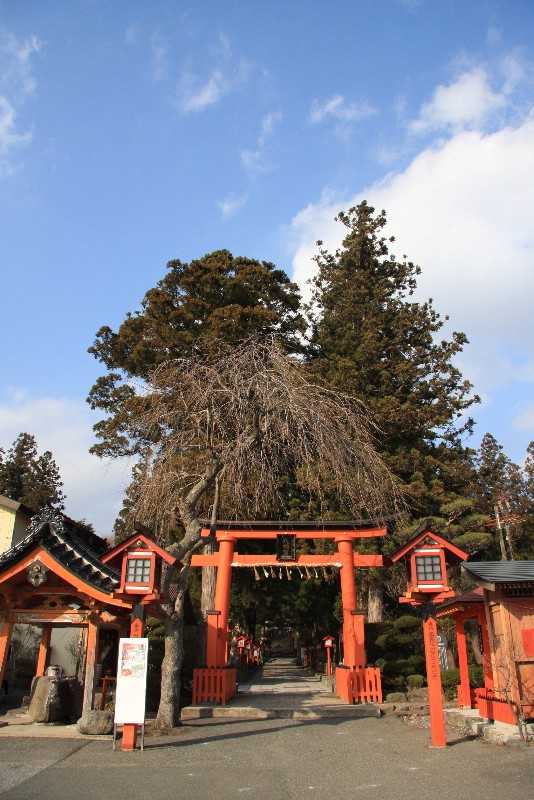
[182,657,381,720]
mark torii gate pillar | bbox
[206,535,235,666]
[337,536,365,667]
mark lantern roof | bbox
[389,524,468,564]
[101,532,177,566]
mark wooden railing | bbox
[335,666,382,705]
[352,667,382,704]
[192,667,237,705]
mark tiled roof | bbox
[0,507,120,594]
[463,561,534,584]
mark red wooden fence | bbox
[335,666,382,704]
[352,666,382,704]
[192,667,237,705]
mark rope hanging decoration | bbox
[254,566,261,581]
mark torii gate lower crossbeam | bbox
[190,521,387,704]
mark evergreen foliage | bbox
[87,250,305,458]
[0,432,65,511]
[308,202,479,522]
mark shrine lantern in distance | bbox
[389,525,468,749]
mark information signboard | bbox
[114,637,149,725]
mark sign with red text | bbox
[114,637,148,725]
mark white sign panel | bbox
[114,637,148,725]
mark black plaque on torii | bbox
[276,534,296,562]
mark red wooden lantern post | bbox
[390,527,468,749]
[323,635,335,677]
[100,533,177,752]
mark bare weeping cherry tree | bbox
[124,338,400,728]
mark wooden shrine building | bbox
[0,508,172,721]
[436,560,534,726]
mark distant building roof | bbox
[0,507,119,594]
[462,561,534,585]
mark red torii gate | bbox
[190,520,387,705]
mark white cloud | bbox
[310,95,377,125]
[241,110,282,174]
[289,110,534,393]
[181,69,227,112]
[0,31,41,174]
[0,97,31,160]
[409,67,507,134]
[218,192,247,218]
[0,391,132,536]
[177,34,251,114]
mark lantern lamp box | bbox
[114,637,149,725]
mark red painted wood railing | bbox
[192,667,237,705]
[335,666,382,704]
[352,666,383,704]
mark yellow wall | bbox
[0,505,16,554]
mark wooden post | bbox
[35,625,52,678]
[214,536,235,666]
[122,603,145,752]
[0,620,13,689]
[423,614,446,748]
[82,619,100,715]
[455,617,471,707]
[477,609,494,691]
[206,610,221,667]
[337,537,359,667]
[352,610,366,667]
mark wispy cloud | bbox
[177,34,251,114]
[240,110,282,174]
[150,32,168,81]
[310,95,376,124]
[0,31,41,175]
[218,192,248,218]
[408,64,517,135]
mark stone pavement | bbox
[1,714,533,800]
[183,657,379,719]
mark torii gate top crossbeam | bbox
[200,520,388,541]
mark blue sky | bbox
[1,1,533,533]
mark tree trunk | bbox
[367,581,384,623]
[155,616,183,729]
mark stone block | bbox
[77,709,114,735]
[385,691,407,702]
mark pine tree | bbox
[0,433,65,511]
[87,250,305,458]
[308,203,479,617]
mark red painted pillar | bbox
[455,618,471,707]
[122,606,145,752]
[214,536,235,666]
[422,615,446,748]
[0,620,12,689]
[35,625,52,678]
[337,537,364,667]
[206,610,221,667]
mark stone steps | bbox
[181,703,381,721]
